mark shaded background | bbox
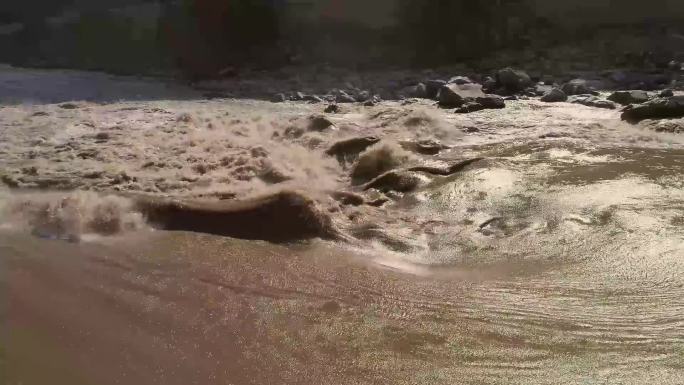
[0,0,683,78]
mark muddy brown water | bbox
[1,67,684,385]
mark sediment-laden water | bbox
[1,66,683,385]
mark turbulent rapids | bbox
[1,66,683,385]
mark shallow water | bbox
[1,67,684,384]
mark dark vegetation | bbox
[0,0,682,78]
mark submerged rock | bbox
[326,136,381,159]
[455,102,485,113]
[621,96,684,123]
[308,115,336,131]
[568,95,617,110]
[59,102,80,109]
[399,139,450,155]
[324,104,340,113]
[607,90,650,105]
[135,191,339,242]
[407,158,483,176]
[362,170,426,193]
[329,191,365,206]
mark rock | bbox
[134,191,340,242]
[399,83,427,99]
[83,170,105,179]
[289,92,305,101]
[259,165,292,184]
[329,191,365,206]
[31,111,49,117]
[641,120,684,134]
[425,79,446,99]
[561,79,593,96]
[482,76,497,92]
[302,94,324,103]
[455,96,504,113]
[58,102,80,109]
[540,88,568,103]
[191,163,210,175]
[307,115,336,131]
[351,143,413,185]
[21,166,38,176]
[326,136,381,158]
[621,96,684,123]
[320,300,341,313]
[94,132,111,141]
[448,76,472,85]
[407,158,483,176]
[414,83,428,98]
[399,139,449,155]
[362,170,426,193]
[607,90,650,105]
[476,95,505,109]
[593,100,619,110]
[1,173,19,187]
[455,102,485,113]
[496,68,532,93]
[522,87,538,97]
[336,92,356,103]
[567,95,617,110]
[660,89,675,98]
[534,84,553,96]
[355,90,371,102]
[438,83,485,108]
[324,104,340,113]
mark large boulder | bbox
[540,88,568,103]
[397,83,427,99]
[496,68,532,93]
[425,79,447,99]
[621,96,684,123]
[448,76,473,85]
[561,79,594,96]
[438,83,485,108]
[607,90,650,105]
